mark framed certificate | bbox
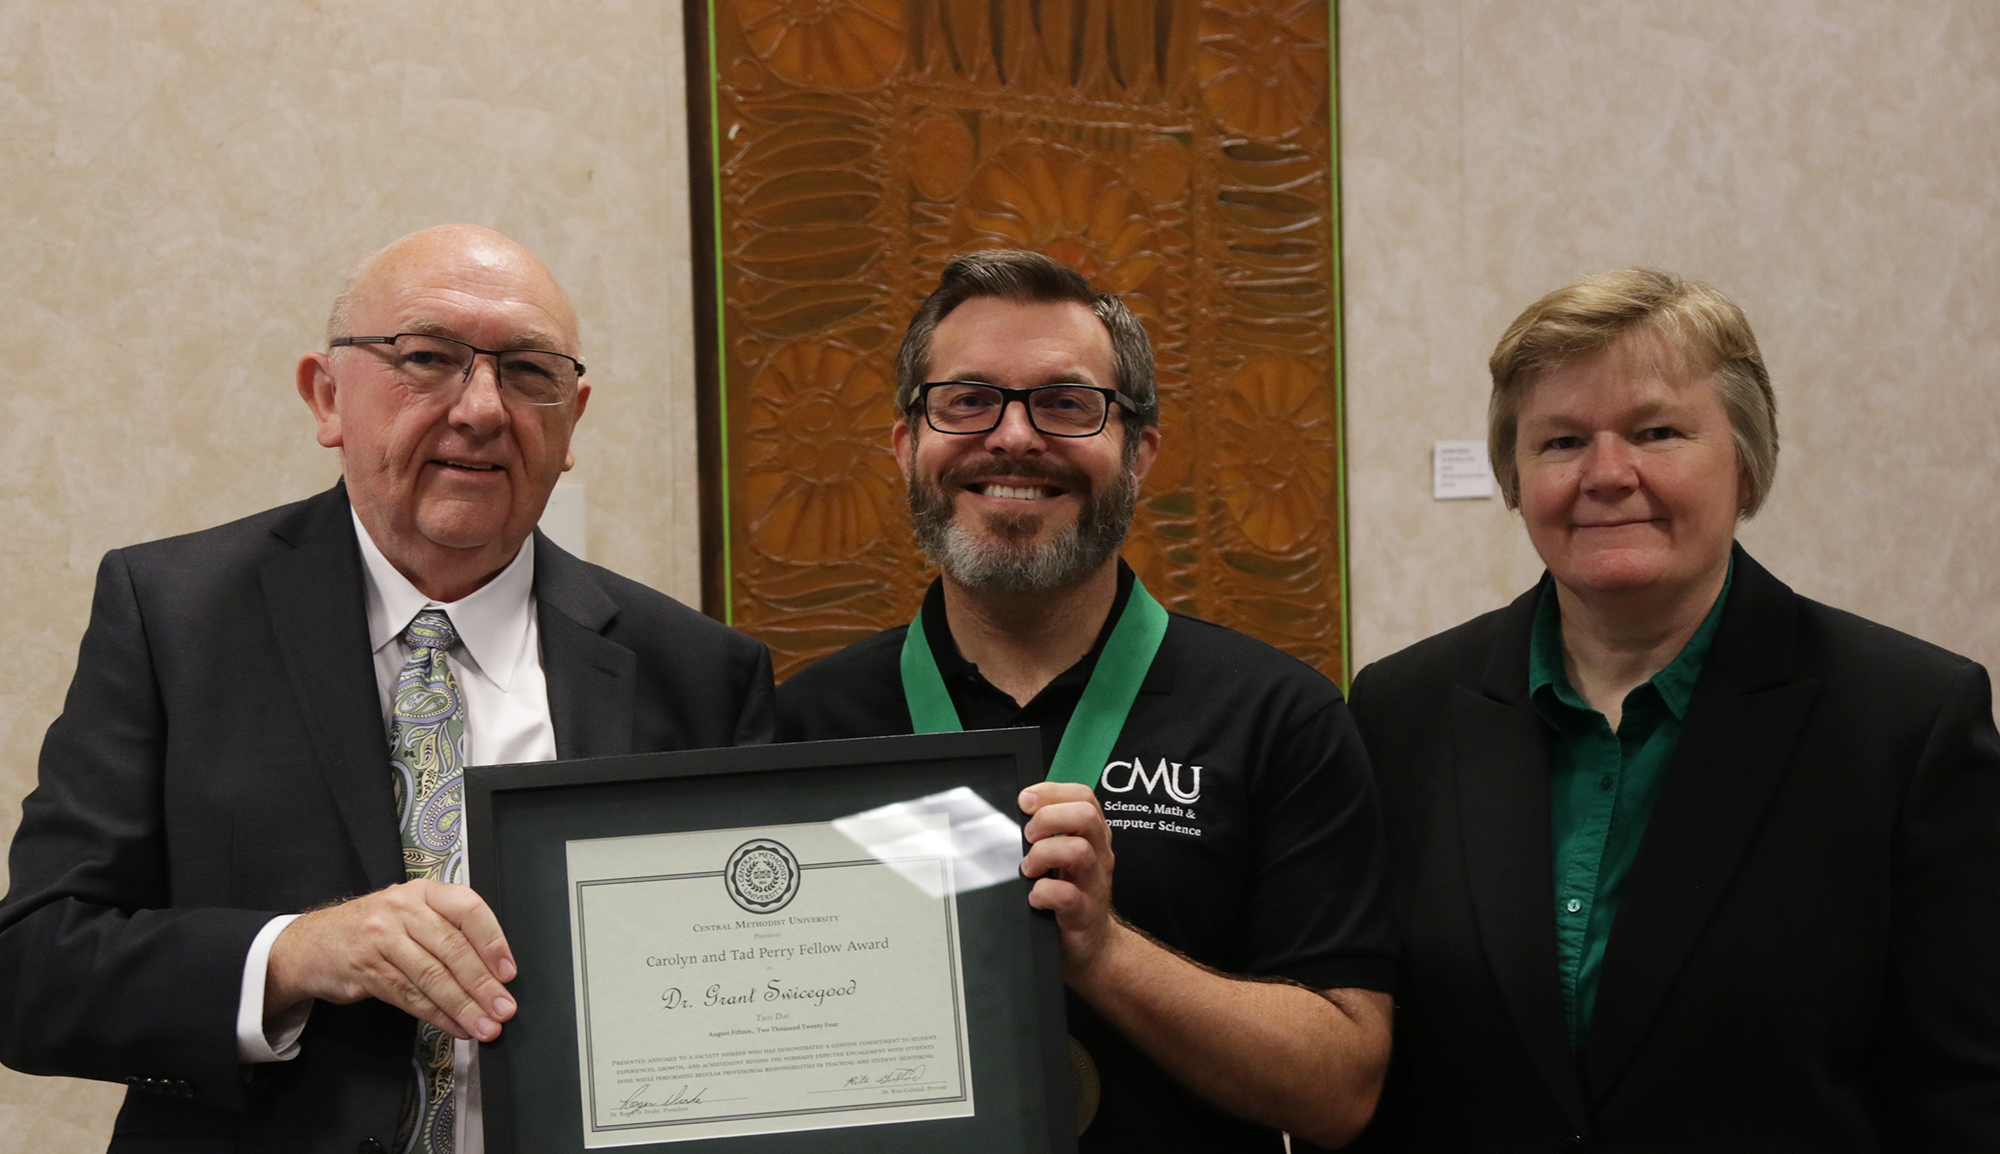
[465,730,1074,1154]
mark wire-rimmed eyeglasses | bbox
[331,333,585,407]
[914,381,1139,438]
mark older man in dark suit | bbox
[0,225,774,1154]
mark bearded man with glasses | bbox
[0,224,775,1154]
[779,249,1396,1152]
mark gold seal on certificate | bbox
[565,814,976,1148]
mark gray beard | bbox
[908,460,1137,594]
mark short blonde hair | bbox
[1487,267,1778,516]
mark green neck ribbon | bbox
[899,580,1170,790]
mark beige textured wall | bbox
[1342,0,2000,680]
[0,1,701,1144]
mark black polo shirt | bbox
[778,564,1396,1153]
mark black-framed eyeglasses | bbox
[914,381,1140,438]
[330,333,585,407]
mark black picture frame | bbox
[465,730,1074,1154]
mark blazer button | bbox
[359,1140,387,1154]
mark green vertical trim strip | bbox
[1328,0,1353,689]
[706,3,735,625]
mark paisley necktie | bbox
[388,609,466,1154]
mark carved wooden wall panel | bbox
[697,0,1346,682]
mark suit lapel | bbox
[534,534,637,760]
[1454,587,1590,1129]
[261,484,406,892]
[1584,548,1819,1098]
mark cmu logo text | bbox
[1101,756,1201,804]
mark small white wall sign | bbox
[1433,440,1494,500]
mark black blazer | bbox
[1346,547,2000,1153]
[0,483,776,1153]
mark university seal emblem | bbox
[724,838,801,914]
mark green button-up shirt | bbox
[1529,560,1732,1053]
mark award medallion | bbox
[1067,1035,1100,1134]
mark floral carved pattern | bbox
[1194,0,1330,139]
[741,341,902,563]
[1213,354,1334,552]
[732,0,906,91]
[708,0,1345,680]
[953,143,1164,288]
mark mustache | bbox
[933,454,1093,492]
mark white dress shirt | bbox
[234,510,556,1153]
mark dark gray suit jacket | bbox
[1347,547,2000,1153]
[0,483,775,1152]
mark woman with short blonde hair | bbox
[1347,269,2000,1151]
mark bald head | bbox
[300,223,591,602]
[327,224,580,357]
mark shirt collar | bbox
[921,560,1138,696]
[1528,554,1735,725]
[1649,557,1732,718]
[351,508,538,690]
